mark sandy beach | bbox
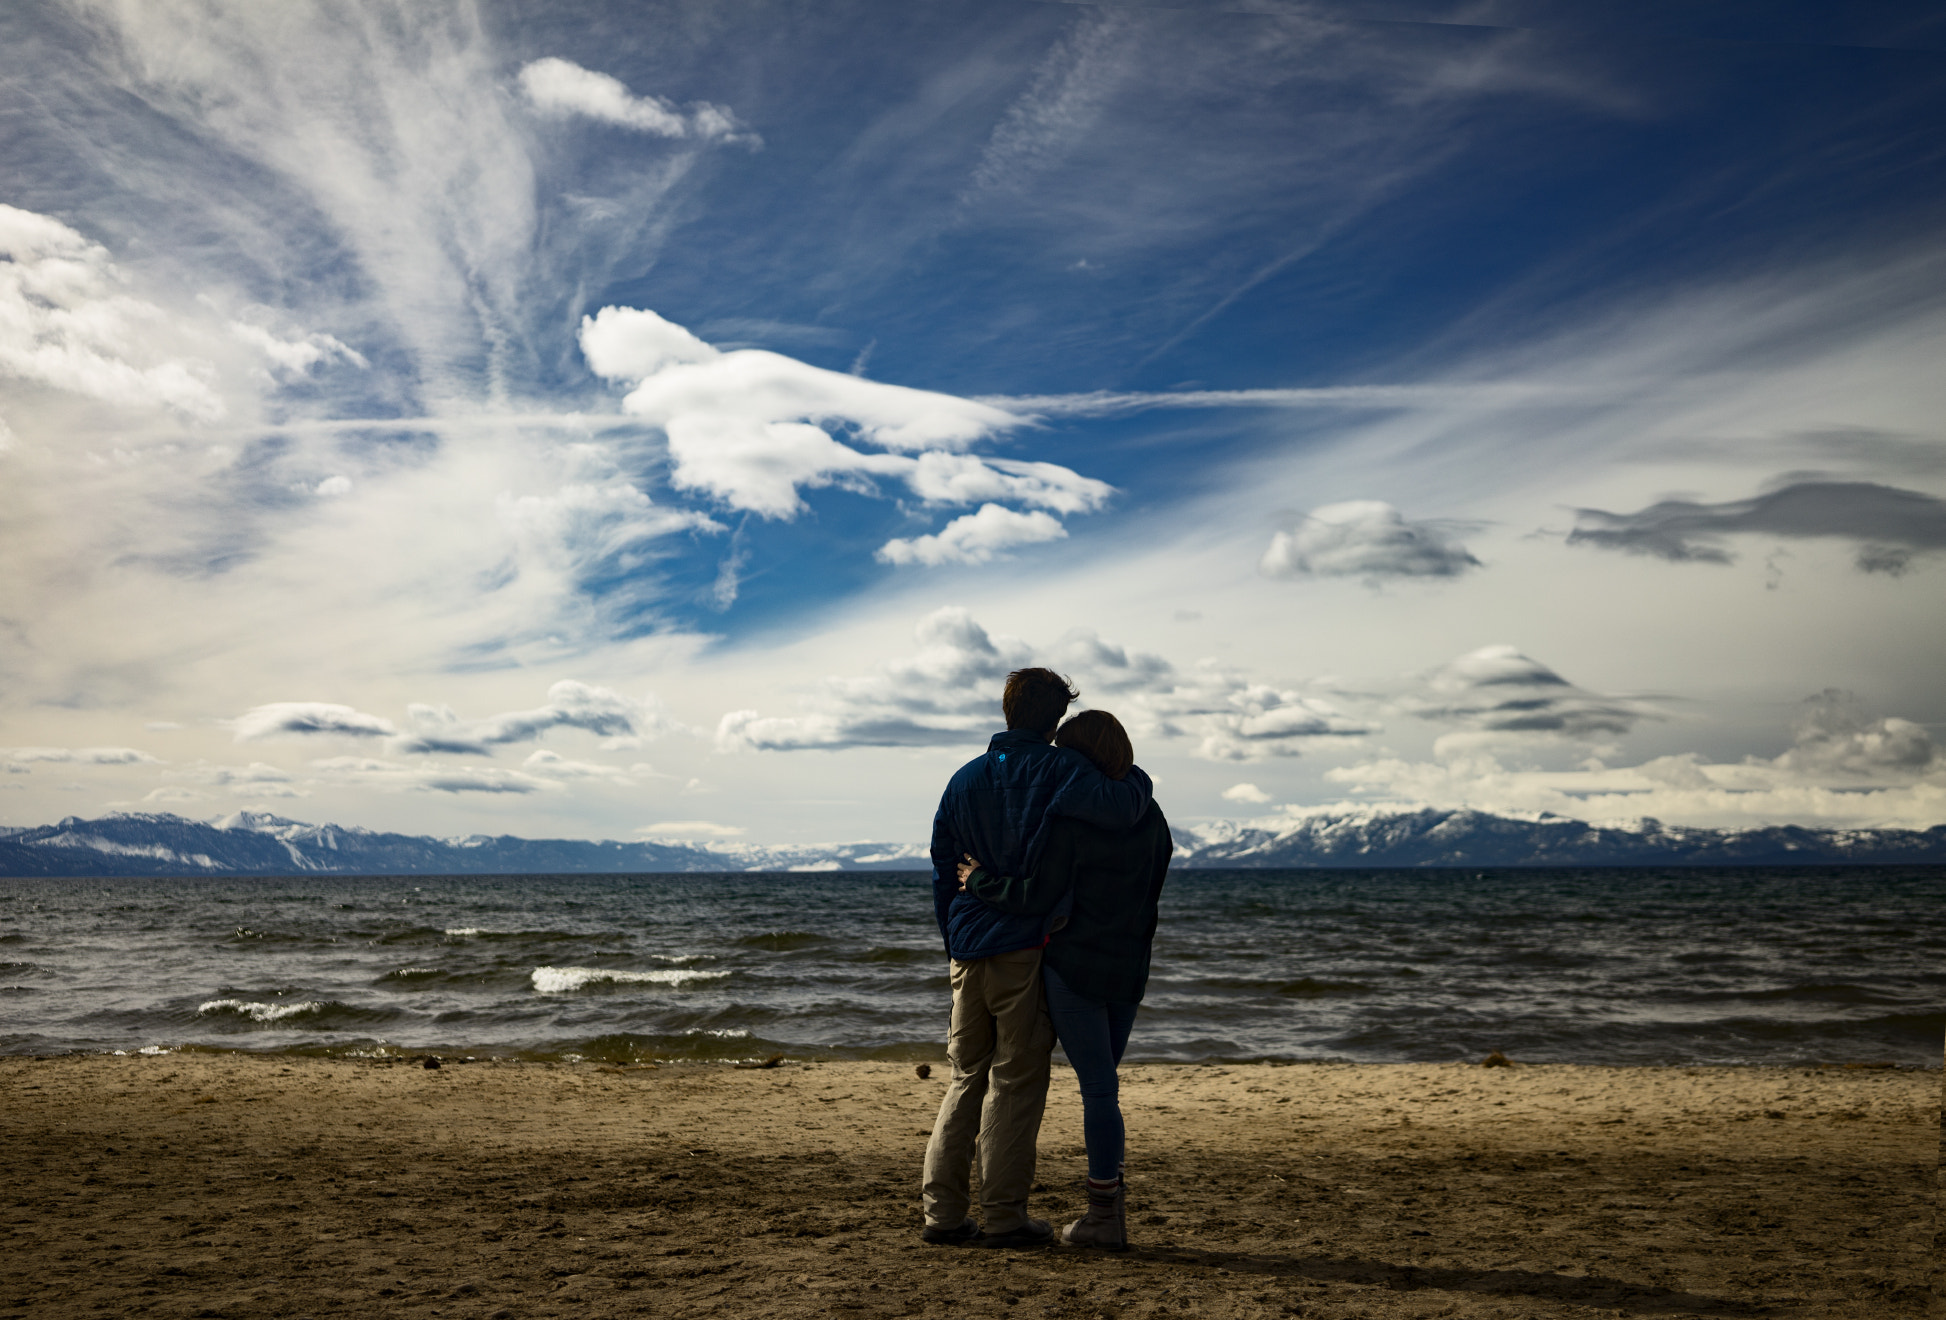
[0,1053,1935,1319]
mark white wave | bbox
[197,998,326,1023]
[652,953,715,964]
[444,927,487,936]
[137,1045,174,1055]
[530,966,730,994]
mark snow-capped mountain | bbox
[0,811,929,877]
[1169,806,1946,868]
[0,807,1941,877]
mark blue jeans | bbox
[1042,965,1139,1182]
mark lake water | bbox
[2,867,1941,1066]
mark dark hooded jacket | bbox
[929,728,1153,961]
[962,803,1173,1005]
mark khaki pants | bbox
[920,947,1054,1234]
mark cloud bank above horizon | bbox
[1,0,1943,843]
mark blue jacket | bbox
[929,728,1154,960]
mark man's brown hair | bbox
[1056,709,1134,781]
[1002,667,1079,735]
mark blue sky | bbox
[3,0,1944,844]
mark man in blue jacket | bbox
[920,668,1153,1248]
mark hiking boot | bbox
[973,1218,1052,1249]
[921,1217,980,1246]
[1061,1177,1126,1250]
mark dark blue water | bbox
[1,867,1940,1066]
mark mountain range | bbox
[2,808,1942,877]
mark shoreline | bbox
[5,1042,1939,1071]
[1,1054,1935,1319]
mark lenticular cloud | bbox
[1260,500,1479,581]
[578,306,1111,554]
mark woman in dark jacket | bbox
[956,709,1170,1251]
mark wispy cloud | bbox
[635,819,744,839]
[160,760,304,798]
[982,385,1558,418]
[966,8,1138,201]
[1569,480,1946,576]
[309,756,553,796]
[517,57,759,147]
[5,745,160,765]
[1320,686,1945,830]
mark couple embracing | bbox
[920,667,1172,1251]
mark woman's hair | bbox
[1055,709,1134,781]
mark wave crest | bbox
[530,966,730,994]
[196,998,326,1023]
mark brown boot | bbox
[1060,1177,1126,1250]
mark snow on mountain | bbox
[1169,807,1946,868]
[0,808,1939,878]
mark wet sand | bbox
[0,1054,1936,1319]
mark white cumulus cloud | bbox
[580,308,1110,540]
[0,204,224,420]
[717,607,1025,751]
[715,606,1372,760]
[1774,689,1938,777]
[878,504,1067,567]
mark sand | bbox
[0,1053,1936,1319]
